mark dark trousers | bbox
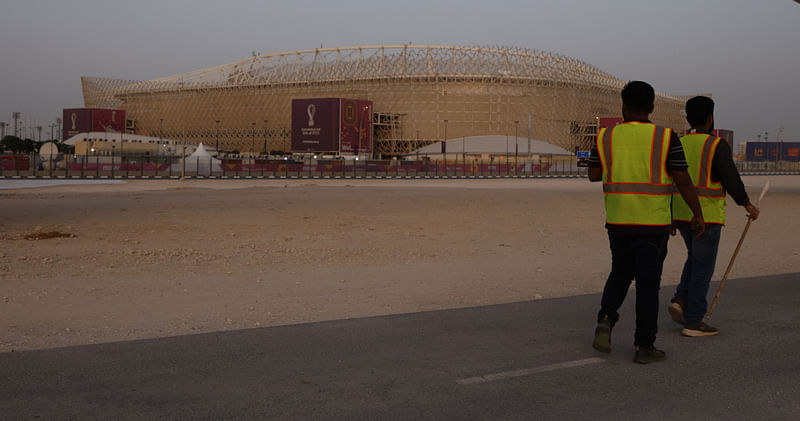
[673,223,722,325]
[597,230,669,348]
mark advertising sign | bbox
[339,99,373,154]
[598,117,624,129]
[739,142,800,162]
[92,109,125,133]
[291,98,340,152]
[62,108,126,141]
[63,108,92,140]
[746,142,776,162]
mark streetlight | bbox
[514,120,519,170]
[159,118,164,170]
[251,122,256,154]
[443,119,448,165]
[251,122,256,175]
[215,120,220,153]
[505,130,509,166]
[264,120,269,155]
[12,112,20,138]
[462,135,466,172]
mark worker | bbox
[668,96,760,336]
[588,81,705,364]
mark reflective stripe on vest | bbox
[672,134,726,224]
[598,122,674,226]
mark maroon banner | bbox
[598,117,624,129]
[291,98,340,152]
[1,155,30,171]
[63,108,92,141]
[339,99,373,154]
[62,108,125,141]
[92,109,126,133]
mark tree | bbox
[0,135,34,153]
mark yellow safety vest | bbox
[672,133,726,224]
[597,122,674,226]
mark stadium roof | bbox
[87,45,677,102]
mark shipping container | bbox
[745,141,800,162]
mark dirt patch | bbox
[23,231,76,241]
[0,176,797,353]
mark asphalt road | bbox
[2,273,798,420]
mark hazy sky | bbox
[1,0,798,144]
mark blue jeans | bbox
[598,231,669,348]
[673,223,722,326]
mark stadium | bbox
[81,45,687,157]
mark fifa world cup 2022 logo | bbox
[307,104,316,127]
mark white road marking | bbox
[456,357,605,385]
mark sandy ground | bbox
[1,176,798,352]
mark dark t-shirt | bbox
[588,121,688,234]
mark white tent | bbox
[176,143,222,175]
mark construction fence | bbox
[2,154,799,179]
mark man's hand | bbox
[690,215,705,239]
[670,224,677,236]
[745,202,760,221]
[673,170,705,238]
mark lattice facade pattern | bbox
[82,45,687,155]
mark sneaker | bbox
[681,322,719,337]
[634,346,666,364]
[668,297,685,325]
[592,318,612,353]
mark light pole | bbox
[505,130,509,166]
[215,120,220,153]
[514,120,519,170]
[443,119,448,165]
[251,122,256,157]
[37,126,42,143]
[159,118,164,170]
[13,112,20,138]
[263,119,268,155]
[56,118,62,142]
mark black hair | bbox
[685,96,714,127]
[620,81,655,113]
